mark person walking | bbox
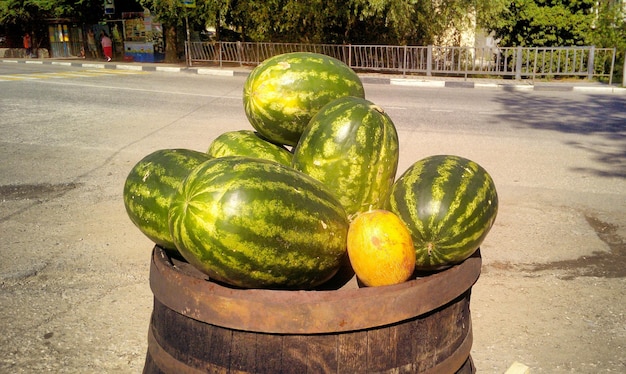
[87,29,97,59]
[23,33,32,58]
[100,32,112,62]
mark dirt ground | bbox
[472,194,626,373]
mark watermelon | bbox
[123,148,211,250]
[292,96,399,219]
[168,156,349,289]
[387,155,498,270]
[207,130,293,166]
[243,52,365,146]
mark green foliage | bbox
[345,0,505,45]
[1,0,505,48]
[225,0,349,43]
[591,1,626,48]
[222,0,505,45]
[482,0,625,83]
[348,0,414,44]
[484,0,596,47]
[129,0,505,61]
[139,0,227,29]
[589,1,626,83]
[0,0,104,25]
[137,0,230,62]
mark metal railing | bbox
[186,42,618,84]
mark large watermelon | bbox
[123,148,211,250]
[243,52,365,146]
[207,130,293,166]
[387,155,498,270]
[168,156,349,289]
[292,96,399,219]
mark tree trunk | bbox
[164,24,178,63]
[215,9,221,41]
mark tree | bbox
[481,0,625,82]
[349,0,473,45]
[0,0,104,48]
[139,0,183,63]
[0,0,104,25]
[224,0,503,45]
[225,0,349,43]
[140,0,229,62]
[589,1,626,83]
[139,0,504,48]
[483,0,596,47]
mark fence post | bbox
[427,45,433,76]
[622,49,625,87]
[185,41,190,67]
[587,46,595,81]
[348,44,352,68]
[218,41,222,67]
[236,41,242,67]
[611,51,626,87]
[515,46,522,80]
[532,47,538,82]
[607,47,615,86]
[463,46,469,80]
[403,45,407,77]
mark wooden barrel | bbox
[144,246,481,373]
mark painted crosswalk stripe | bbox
[0,69,148,81]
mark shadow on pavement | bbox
[492,92,626,178]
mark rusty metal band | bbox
[149,246,481,334]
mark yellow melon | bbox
[347,209,416,287]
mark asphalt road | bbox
[1,62,625,373]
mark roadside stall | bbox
[122,10,164,63]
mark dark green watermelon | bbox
[123,148,211,250]
[243,52,365,146]
[387,155,498,270]
[207,130,292,166]
[168,156,349,289]
[292,96,399,219]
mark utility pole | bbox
[181,0,195,67]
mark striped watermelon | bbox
[168,156,349,289]
[207,130,292,166]
[387,155,498,270]
[292,96,399,219]
[243,52,365,146]
[123,148,211,250]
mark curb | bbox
[3,58,625,94]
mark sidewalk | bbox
[2,57,625,94]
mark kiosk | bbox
[122,10,164,63]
